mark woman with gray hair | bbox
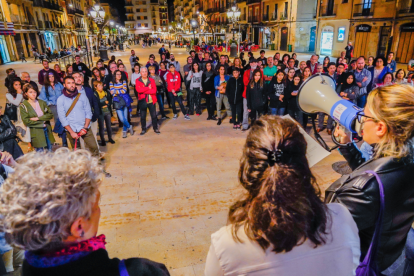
[0,148,169,276]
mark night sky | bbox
[102,0,175,24]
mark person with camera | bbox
[326,84,414,275]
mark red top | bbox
[165,71,181,92]
[243,68,264,98]
[135,77,157,103]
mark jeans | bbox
[216,94,231,118]
[230,102,243,125]
[242,98,249,130]
[205,95,216,118]
[156,93,166,117]
[288,108,304,127]
[98,112,112,142]
[116,106,130,131]
[249,107,264,126]
[168,92,187,115]
[404,228,414,276]
[139,100,158,131]
[357,94,367,108]
[270,107,285,116]
[318,112,334,130]
[189,88,202,114]
[35,127,53,152]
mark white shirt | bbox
[131,73,141,86]
[205,203,360,276]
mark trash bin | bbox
[288,44,292,52]
[230,43,238,58]
[270,43,275,50]
[99,49,109,61]
[119,43,124,51]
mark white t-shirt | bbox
[205,203,360,276]
[131,73,141,86]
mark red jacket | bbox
[135,77,157,104]
[243,68,264,98]
[307,63,318,75]
[165,71,181,92]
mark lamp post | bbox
[226,3,241,57]
[191,19,197,46]
[90,4,108,60]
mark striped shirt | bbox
[109,80,127,95]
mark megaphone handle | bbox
[310,115,330,152]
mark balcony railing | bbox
[247,0,261,4]
[248,15,259,22]
[319,4,338,16]
[280,11,288,20]
[262,14,269,21]
[37,21,44,29]
[271,13,277,20]
[353,3,374,16]
[399,0,414,13]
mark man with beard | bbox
[57,76,99,156]
[20,72,39,91]
[72,55,92,87]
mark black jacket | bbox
[22,249,170,276]
[226,76,244,105]
[246,82,266,110]
[83,86,101,122]
[201,72,216,98]
[284,82,300,110]
[267,78,285,108]
[325,143,414,271]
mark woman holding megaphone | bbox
[325,84,414,275]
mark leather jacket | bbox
[325,143,414,271]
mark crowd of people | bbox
[0,42,414,275]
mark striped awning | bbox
[0,22,16,36]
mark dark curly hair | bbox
[228,116,330,253]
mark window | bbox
[342,0,348,3]
[284,2,288,17]
[144,16,147,19]
[145,23,148,27]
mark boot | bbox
[128,125,134,135]
[122,131,127,138]
[217,118,222,125]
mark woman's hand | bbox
[30,117,39,121]
[279,95,284,102]
[334,125,352,144]
[0,151,16,167]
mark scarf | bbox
[205,70,214,80]
[25,235,106,268]
[96,90,106,99]
[62,87,79,99]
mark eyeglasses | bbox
[356,111,377,124]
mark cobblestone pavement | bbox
[0,45,346,275]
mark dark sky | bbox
[102,0,175,24]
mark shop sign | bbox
[337,27,345,41]
[356,24,371,32]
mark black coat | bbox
[22,249,170,276]
[267,79,285,108]
[226,76,244,105]
[284,83,300,110]
[246,82,266,110]
[201,72,216,98]
[325,144,414,271]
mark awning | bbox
[0,30,16,35]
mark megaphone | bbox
[297,74,363,136]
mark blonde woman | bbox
[227,57,244,76]
[0,148,170,276]
[327,84,414,274]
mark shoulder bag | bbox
[4,103,17,121]
[113,95,126,110]
[66,93,81,117]
[356,170,385,276]
[15,103,31,143]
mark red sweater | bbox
[135,77,157,104]
[243,68,264,98]
[165,71,181,92]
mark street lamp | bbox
[191,19,197,45]
[89,3,108,59]
[227,3,241,57]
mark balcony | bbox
[248,15,259,22]
[399,0,414,13]
[280,11,287,20]
[44,20,52,28]
[319,4,337,16]
[262,14,269,21]
[75,9,84,15]
[125,1,133,6]
[37,21,44,29]
[353,3,374,16]
[247,0,261,4]
[150,0,159,3]
[271,13,277,20]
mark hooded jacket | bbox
[226,76,244,105]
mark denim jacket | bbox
[354,68,372,96]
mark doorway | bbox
[309,26,316,52]
[396,23,414,63]
[280,27,288,51]
[0,35,11,63]
[354,24,372,58]
[253,27,259,45]
[377,26,391,58]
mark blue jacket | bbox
[387,60,397,73]
[214,75,230,98]
[39,82,64,106]
[368,66,391,93]
[82,86,101,122]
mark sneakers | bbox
[173,114,178,119]
[217,118,222,125]
[108,139,115,144]
[140,129,146,135]
[154,129,161,134]
[162,116,170,119]
[122,131,127,138]
[128,125,134,135]
[184,115,191,120]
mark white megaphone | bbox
[297,74,363,136]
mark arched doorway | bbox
[320,26,333,55]
[354,24,372,58]
[396,23,414,63]
[280,27,288,51]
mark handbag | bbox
[4,103,17,121]
[113,95,126,110]
[355,170,385,276]
[14,104,31,143]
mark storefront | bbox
[0,35,11,63]
[44,31,58,51]
[0,22,16,64]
